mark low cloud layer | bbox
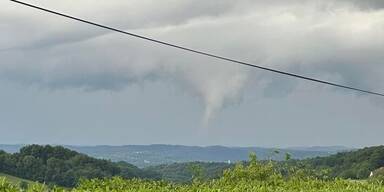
[2,0,384,122]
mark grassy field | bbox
[0,173,34,185]
[1,175,384,192]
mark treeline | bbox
[0,145,160,187]
[147,145,384,182]
[1,144,383,187]
[302,145,384,179]
[2,153,384,192]
[145,162,233,183]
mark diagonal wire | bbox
[9,0,384,97]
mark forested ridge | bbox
[0,145,159,187]
[1,144,384,188]
[302,145,384,179]
[1,153,384,192]
[145,145,384,183]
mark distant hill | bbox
[1,144,382,185]
[70,145,352,167]
[0,145,159,187]
[286,146,352,153]
[0,144,349,168]
[0,144,24,153]
[303,145,384,179]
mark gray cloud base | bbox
[1,0,384,126]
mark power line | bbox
[10,0,384,97]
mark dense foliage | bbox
[303,145,384,179]
[146,145,384,183]
[145,162,232,183]
[0,145,159,187]
[1,144,384,190]
[1,153,384,192]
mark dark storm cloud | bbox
[346,0,384,10]
[1,0,384,121]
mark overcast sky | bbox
[1,0,384,147]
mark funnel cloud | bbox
[0,0,383,146]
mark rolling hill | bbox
[303,145,384,179]
[0,144,350,168]
[0,145,159,187]
[68,145,349,167]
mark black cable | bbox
[9,0,384,97]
